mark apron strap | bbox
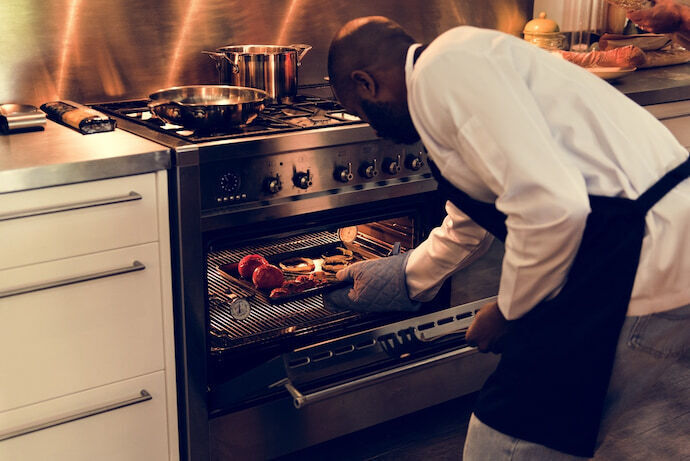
[636,157,690,213]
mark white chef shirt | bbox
[403,26,690,320]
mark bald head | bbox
[328,16,415,102]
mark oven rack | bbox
[207,231,368,350]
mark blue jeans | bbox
[463,303,690,461]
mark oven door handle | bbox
[413,316,474,342]
[271,345,477,409]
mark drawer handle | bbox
[0,389,152,441]
[0,191,142,222]
[271,346,477,409]
[0,261,145,299]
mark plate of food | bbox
[586,66,637,81]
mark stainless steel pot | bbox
[203,44,312,103]
[148,85,267,131]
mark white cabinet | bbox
[0,173,159,270]
[0,372,169,461]
[0,171,178,460]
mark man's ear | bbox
[350,70,377,98]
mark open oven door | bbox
[206,212,503,459]
[208,292,501,460]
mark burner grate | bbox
[207,231,365,351]
[93,92,361,143]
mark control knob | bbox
[405,153,424,171]
[293,170,312,189]
[334,162,354,183]
[263,175,282,194]
[360,159,379,179]
[219,171,241,194]
[383,154,402,175]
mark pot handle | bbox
[201,51,239,73]
[147,99,187,119]
[290,44,312,65]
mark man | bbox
[325,16,690,460]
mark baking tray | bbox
[217,242,367,304]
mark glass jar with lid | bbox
[523,12,568,51]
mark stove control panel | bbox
[200,140,431,210]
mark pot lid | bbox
[523,12,560,34]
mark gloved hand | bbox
[323,251,422,312]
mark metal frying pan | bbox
[148,85,268,131]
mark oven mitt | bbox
[323,251,421,312]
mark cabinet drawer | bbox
[0,371,171,461]
[0,173,158,270]
[0,243,165,412]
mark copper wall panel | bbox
[0,0,532,106]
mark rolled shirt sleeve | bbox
[409,43,591,320]
[405,201,492,302]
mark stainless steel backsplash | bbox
[1,0,532,106]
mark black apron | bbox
[427,157,690,456]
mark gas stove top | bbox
[94,85,431,218]
[94,91,361,144]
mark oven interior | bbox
[202,197,493,415]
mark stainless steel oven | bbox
[95,87,502,460]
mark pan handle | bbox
[201,51,239,73]
[290,44,312,65]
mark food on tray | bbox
[238,254,269,278]
[322,261,350,273]
[310,271,332,282]
[321,246,354,264]
[282,280,308,294]
[295,275,317,289]
[267,274,326,299]
[252,264,285,290]
[269,287,291,299]
[557,45,646,68]
[279,257,315,273]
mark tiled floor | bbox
[277,392,478,461]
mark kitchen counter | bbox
[0,120,170,194]
[615,62,690,106]
[1,64,687,196]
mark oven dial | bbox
[219,172,241,194]
[334,162,354,183]
[405,154,424,171]
[383,155,401,175]
[264,175,282,194]
[360,159,379,179]
[293,170,312,189]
